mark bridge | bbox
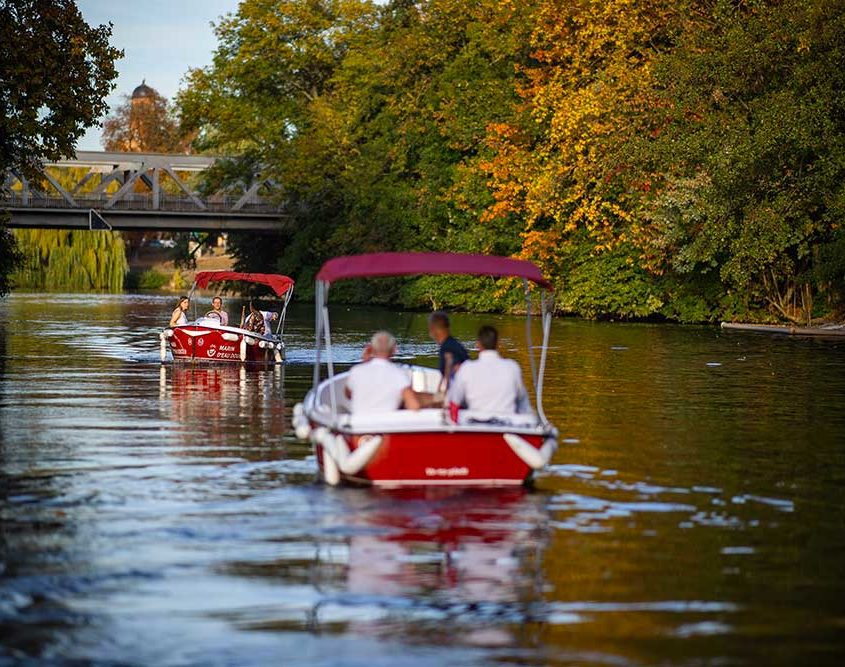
[1,151,286,232]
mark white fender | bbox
[322,449,340,486]
[321,433,382,476]
[323,433,349,464]
[258,340,267,349]
[221,332,239,342]
[274,348,283,364]
[293,419,311,441]
[239,337,247,362]
[342,435,383,475]
[503,433,557,470]
[311,426,328,446]
[159,332,168,363]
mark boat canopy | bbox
[315,252,552,290]
[193,271,294,297]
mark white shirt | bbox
[346,358,411,413]
[216,310,229,326]
[449,350,530,414]
[260,310,274,335]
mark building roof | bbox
[132,79,155,99]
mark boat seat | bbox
[336,408,540,432]
[458,410,540,429]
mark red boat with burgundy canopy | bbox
[292,252,559,487]
[160,271,294,364]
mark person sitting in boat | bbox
[428,311,469,380]
[169,296,190,327]
[449,325,530,414]
[205,296,229,326]
[245,301,277,335]
[345,331,421,413]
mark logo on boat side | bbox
[207,346,217,358]
[425,467,469,477]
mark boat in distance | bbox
[292,252,559,487]
[160,271,294,364]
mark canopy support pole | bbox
[322,301,338,421]
[313,281,323,390]
[523,279,538,399]
[275,286,294,338]
[536,291,552,425]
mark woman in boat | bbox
[169,296,190,327]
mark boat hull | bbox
[165,325,281,364]
[314,430,545,487]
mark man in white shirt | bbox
[345,331,420,413]
[449,325,530,414]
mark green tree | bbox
[0,0,121,296]
[627,0,845,322]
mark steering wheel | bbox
[204,310,222,322]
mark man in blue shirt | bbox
[428,311,469,381]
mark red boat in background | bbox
[159,271,294,364]
[292,252,559,487]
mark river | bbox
[1,293,844,665]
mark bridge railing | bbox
[1,192,281,215]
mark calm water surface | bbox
[1,293,844,666]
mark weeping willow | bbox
[12,229,128,292]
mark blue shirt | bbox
[439,335,469,376]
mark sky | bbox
[75,0,240,151]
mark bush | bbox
[127,269,169,290]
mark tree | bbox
[179,0,536,306]
[628,0,845,322]
[0,0,120,175]
[0,0,121,296]
[473,0,683,317]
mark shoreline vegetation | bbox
[174,0,844,326]
[3,1,844,327]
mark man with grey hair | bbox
[346,331,420,413]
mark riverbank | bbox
[125,242,235,292]
[721,321,845,337]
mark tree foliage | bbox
[0,0,121,175]
[179,0,845,321]
[0,0,121,296]
[12,228,128,292]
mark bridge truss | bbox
[1,151,286,232]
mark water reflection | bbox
[160,364,287,446]
[217,487,550,649]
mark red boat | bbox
[292,252,559,487]
[159,271,294,364]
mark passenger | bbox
[428,311,469,380]
[169,296,190,327]
[207,296,229,326]
[345,331,421,413]
[449,325,530,414]
[245,302,277,335]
